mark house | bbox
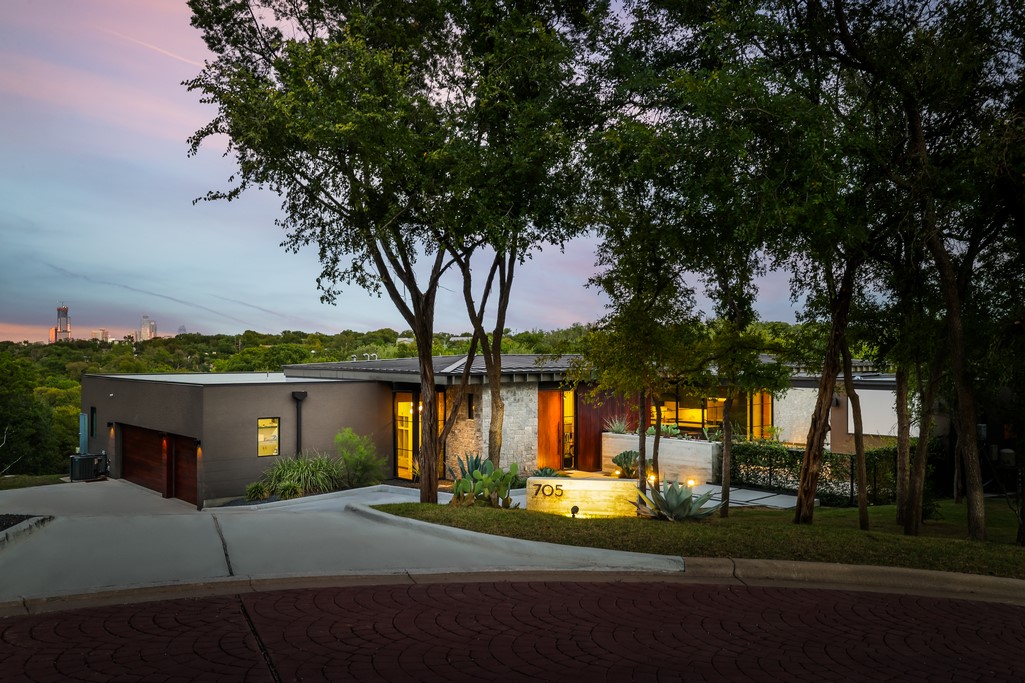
[81,354,906,508]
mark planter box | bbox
[601,432,721,485]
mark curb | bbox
[0,516,54,551]
[344,502,687,574]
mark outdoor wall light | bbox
[106,422,114,428]
[195,439,202,447]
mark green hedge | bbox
[727,440,902,507]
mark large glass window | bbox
[648,387,773,440]
[562,390,575,469]
[749,392,773,440]
[394,391,446,481]
[257,417,280,456]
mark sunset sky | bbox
[0,0,796,344]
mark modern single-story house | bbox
[82,354,908,508]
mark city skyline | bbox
[1,1,797,345]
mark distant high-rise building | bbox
[139,315,157,341]
[49,303,71,343]
[91,328,109,342]
[177,325,187,335]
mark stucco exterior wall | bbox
[81,376,204,477]
[200,380,391,502]
[82,375,392,505]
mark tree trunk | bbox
[895,365,911,526]
[651,389,661,493]
[719,393,734,518]
[413,319,440,504]
[794,262,857,524]
[637,391,647,496]
[486,378,505,468]
[841,343,869,531]
[926,228,985,540]
[904,353,942,536]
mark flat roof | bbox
[284,354,574,385]
[84,372,344,386]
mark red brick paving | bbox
[1,581,1023,682]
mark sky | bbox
[0,0,798,344]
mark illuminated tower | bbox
[50,304,71,343]
[139,315,157,341]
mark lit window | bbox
[258,417,280,456]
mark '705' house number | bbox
[532,483,564,497]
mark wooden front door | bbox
[537,390,563,470]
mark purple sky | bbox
[0,0,798,344]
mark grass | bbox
[0,474,67,491]
[375,497,1025,580]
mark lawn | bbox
[376,498,1025,580]
[0,474,67,491]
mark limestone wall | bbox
[601,433,720,485]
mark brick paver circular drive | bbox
[1,581,1023,682]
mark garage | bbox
[120,425,198,505]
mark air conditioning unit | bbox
[69,454,108,481]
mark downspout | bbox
[291,391,308,457]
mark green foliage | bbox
[646,423,680,438]
[448,453,486,481]
[334,428,386,488]
[449,460,521,509]
[729,439,917,508]
[531,467,569,478]
[0,393,62,475]
[602,414,630,434]
[245,481,269,502]
[632,482,719,521]
[611,450,639,479]
[276,480,303,500]
[258,450,342,499]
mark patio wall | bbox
[601,433,721,485]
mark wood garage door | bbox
[120,426,198,505]
[121,425,165,495]
[172,437,198,505]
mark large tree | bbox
[186,0,597,498]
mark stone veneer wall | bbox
[478,383,539,474]
[442,384,484,477]
[773,387,820,447]
[601,433,721,485]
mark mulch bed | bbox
[0,514,35,533]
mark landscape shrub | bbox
[449,459,521,508]
[612,450,639,478]
[334,427,386,488]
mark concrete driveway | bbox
[0,480,683,605]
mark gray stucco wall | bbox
[200,380,392,502]
[81,376,204,477]
[81,375,393,505]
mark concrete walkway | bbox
[1,479,1023,681]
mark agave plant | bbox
[602,414,630,434]
[531,467,569,478]
[632,481,719,521]
[448,453,486,480]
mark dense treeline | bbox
[0,321,824,476]
[0,325,593,474]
